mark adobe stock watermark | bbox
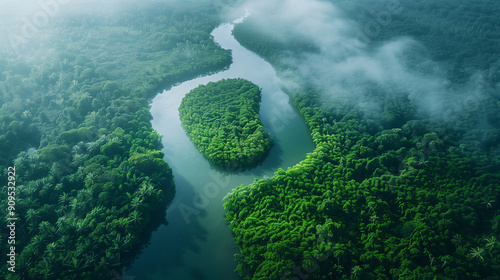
[176,142,266,225]
[177,169,230,225]
[268,92,299,134]
[281,234,336,280]
[175,93,297,225]
[8,0,72,52]
[6,166,17,273]
[442,73,495,129]
[355,0,403,44]
[110,267,135,280]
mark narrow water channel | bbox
[128,18,315,280]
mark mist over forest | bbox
[230,0,499,130]
[226,0,500,279]
[0,0,499,279]
[0,0,234,54]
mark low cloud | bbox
[231,0,498,127]
[0,0,183,53]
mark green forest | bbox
[179,78,272,169]
[0,2,231,279]
[225,0,500,279]
[0,0,499,279]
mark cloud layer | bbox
[231,0,497,127]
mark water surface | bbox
[129,19,315,280]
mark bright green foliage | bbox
[179,78,272,169]
[226,0,500,279]
[225,95,500,279]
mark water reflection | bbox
[130,19,314,280]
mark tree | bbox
[485,236,497,252]
[469,247,485,261]
[178,78,272,169]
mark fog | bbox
[0,0,174,18]
[1,0,496,126]
[229,0,498,127]
[0,0,203,53]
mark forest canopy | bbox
[225,0,500,279]
[179,78,272,169]
[0,2,232,279]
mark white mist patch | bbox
[234,0,495,124]
[0,0,180,53]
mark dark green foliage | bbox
[179,78,272,169]
[0,2,231,279]
[335,0,500,84]
[0,114,40,165]
[232,18,317,67]
[225,1,500,279]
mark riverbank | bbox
[128,19,315,280]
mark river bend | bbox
[129,18,315,280]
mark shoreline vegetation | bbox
[224,0,500,279]
[0,3,232,279]
[179,78,273,170]
[0,0,498,279]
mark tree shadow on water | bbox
[128,173,209,279]
[207,136,285,177]
[189,267,206,280]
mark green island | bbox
[179,78,272,169]
[224,0,500,279]
[0,2,231,279]
[0,0,499,279]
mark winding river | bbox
[128,18,315,280]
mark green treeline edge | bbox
[0,3,231,279]
[225,0,500,279]
[179,78,272,169]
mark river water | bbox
[128,18,315,280]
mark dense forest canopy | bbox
[179,78,272,169]
[0,0,499,279]
[0,1,232,279]
[225,0,500,279]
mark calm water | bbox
[128,18,315,280]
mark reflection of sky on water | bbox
[132,20,314,280]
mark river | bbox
[128,18,315,280]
